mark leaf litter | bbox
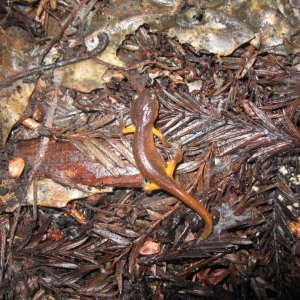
[0,0,300,299]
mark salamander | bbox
[123,88,213,239]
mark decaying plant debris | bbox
[0,0,300,299]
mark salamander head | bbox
[131,89,159,126]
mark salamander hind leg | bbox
[152,128,170,147]
[165,150,183,178]
[120,120,136,134]
[143,150,183,193]
[143,181,161,194]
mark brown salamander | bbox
[124,88,213,239]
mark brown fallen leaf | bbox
[0,27,37,147]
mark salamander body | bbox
[130,89,213,239]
